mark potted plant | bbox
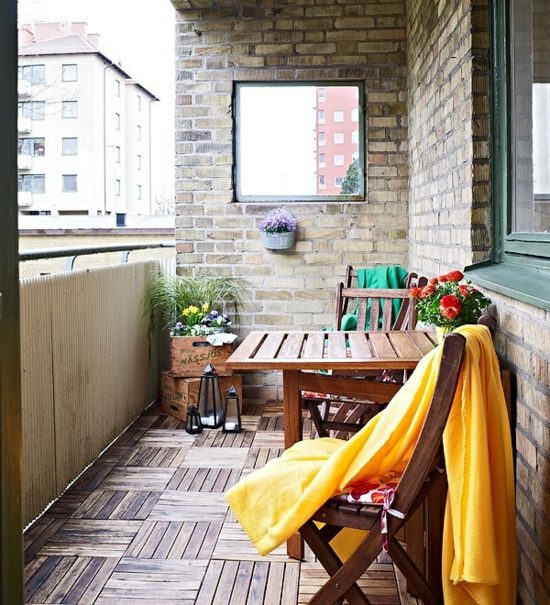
[149,273,250,376]
[408,269,491,340]
[258,208,298,250]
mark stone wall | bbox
[407,1,550,603]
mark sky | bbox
[18,0,176,202]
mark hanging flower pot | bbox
[258,208,298,251]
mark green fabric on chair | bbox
[342,265,408,330]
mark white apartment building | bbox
[17,22,158,217]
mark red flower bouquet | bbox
[409,270,491,330]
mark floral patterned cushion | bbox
[335,470,402,505]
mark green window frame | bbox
[467,0,550,309]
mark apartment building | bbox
[17,22,158,217]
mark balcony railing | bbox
[17,153,32,170]
[20,246,174,525]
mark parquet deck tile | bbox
[23,398,418,604]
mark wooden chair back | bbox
[299,331,468,605]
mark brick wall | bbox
[407,1,550,603]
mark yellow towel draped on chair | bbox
[226,325,516,605]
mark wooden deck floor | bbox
[24,400,422,604]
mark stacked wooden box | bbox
[160,336,241,422]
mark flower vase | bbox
[261,231,296,250]
[435,326,451,344]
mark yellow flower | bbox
[202,302,209,312]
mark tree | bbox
[340,158,360,194]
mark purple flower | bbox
[258,208,298,234]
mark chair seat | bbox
[335,470,402,505]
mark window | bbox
[62,101,77,118]
[470,0,550,307]
[20,64,45,85]
[334,154,345,166]
[137,154,142,169]
[137,94,142,110]
[62,138,78,156]
[116,80,121,96]
[18,137,45,156]
[352,130,359,144]
[62,174,77,192]
[351,108,359,122]
[137,125,142,140]
[115,179,121,195]
[234,82,364,201]
[62,64,77,82]
[334,176,343,187]
[334,111,344,122]
[334,132,344,144]
[137,184,142,199]
[115,113,121,129]
[115,146,121,162]
[19,101,45,120]
[18,174,45,193]
[319,175,326,189]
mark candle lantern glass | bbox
[197,364,224,428]
[222,386,242,433]
[185,404,203,434]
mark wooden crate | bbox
[169,336,235,377]
[160,371,243,422]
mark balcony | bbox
[18,191,32,207]
[18,116,32,134]
[18,79,31,99]
[18,153,32,170]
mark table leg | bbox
[282,370,304,560]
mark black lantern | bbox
[197,364,224,428]
[185,404,202,434]
[222,386,242,433]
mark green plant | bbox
[409,270,491,330]
[148,272,249,333]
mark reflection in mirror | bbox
[235,83,364,201]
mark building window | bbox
[319,175,326,189]
[62,137,78,156]
[334,154,345,166]
[137,125,142,140]
[62,64,77,82]
[115,146,121,162]
[62,174,78,192]
[115,113,121,129]
[18,137,45,156]
[19,101,45,120]
[334,176,343,187]
[334,132,344,144]
[137,94,142,110]
[318,153,325,167]
[137,154,142,169]
[115,179,121,196]
[62,101,78,119]
[18,174,45,193]
[116,80,121,96]
[19,64,45,85]
[352,130,359,144]
[137,184,142,200]
[351,107,359,122]
[234,82,365,201]
[333,110,344,122]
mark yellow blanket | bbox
[225,325,516,605]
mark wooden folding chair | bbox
[298,331,467,605]
[302,273,428,439]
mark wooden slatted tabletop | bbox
[226,330,436,371]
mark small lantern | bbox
[223,386,242,433]
[185,404,202,434]
[197,364,224,428]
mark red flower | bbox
[446,270,464,282]
[439,294,461,319]
[428,277,439,285]
[438,274,448,283]
[420,285,436,298]
[409,287,422,298]
[458,284,471,297]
